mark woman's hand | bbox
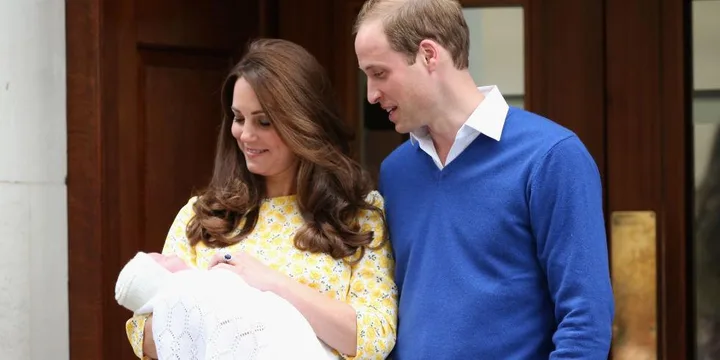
[142,316,158,359]
[207,251,288,292]
[208,250,358,356]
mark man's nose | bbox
[367,86,381,104]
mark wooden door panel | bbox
[141,50,230,252]
[137,0,253,50]
[277,0,336,79]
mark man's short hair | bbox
[354,0,470,69]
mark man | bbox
[353,0,614,359]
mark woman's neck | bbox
[264,166,297,198]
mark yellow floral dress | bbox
[125,191,398,359]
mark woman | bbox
[125,38,397,359]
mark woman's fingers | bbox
[207,251,236,269]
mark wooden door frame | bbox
[66,0,125,357]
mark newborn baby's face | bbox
[148,252,191,273]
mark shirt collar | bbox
[409,85,509,145]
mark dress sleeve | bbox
[124,197,200,359]
[342,191,398,359]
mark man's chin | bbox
[393,122,411,134]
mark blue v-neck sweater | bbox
[380,107,614,359]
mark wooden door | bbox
[66,0,272,358]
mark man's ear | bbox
[418,39,439,70]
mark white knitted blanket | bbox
[115,253,337,360]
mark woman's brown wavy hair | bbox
[186,38,386,261]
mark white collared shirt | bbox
[409,85,510,169]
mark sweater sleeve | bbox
[342,191,398,360]
[124,197,200,359]
[528,136,614,359]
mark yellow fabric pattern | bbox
[125,191,397,359]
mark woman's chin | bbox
[245,163,270,177]
[246,167,265,176]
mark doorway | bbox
[65,0,691,358]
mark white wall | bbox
[464,7,525,98]
[0,1,69,359]
[692,0,720,187]
[692,0,720,92]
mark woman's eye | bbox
[258,118,271,127]
[233,116,244,123]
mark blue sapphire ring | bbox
[223,253,232,263]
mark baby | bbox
[114,251,336,360]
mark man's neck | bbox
[426,76,485,164]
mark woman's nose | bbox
[239,123,256,142]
